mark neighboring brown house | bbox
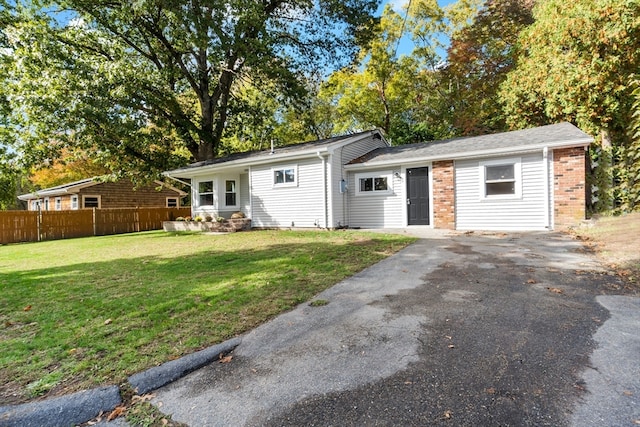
[18,177,187,211]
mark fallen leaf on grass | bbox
[23,305,32,312]
[107,406,126,421]
[104,318,112,325]
[547,287,564,294]
[131,393,155,404]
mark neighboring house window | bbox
[199,181,214,206]
[43,197,50,211]
[355,171,393,195]
[166,197,179,208]
[480,158,522,199]
[273,166,297,187]
[55,197,62,211]
[71,195,79,210]
[83,195,101,208]
[225,180,237,206]
[31,200,41,211]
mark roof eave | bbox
[164,130,387,178]
[344,138,593,170]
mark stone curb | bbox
[0,386,121,427]
[128,337,242,395]
[0,337,241,427]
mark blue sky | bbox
[378,0,460,59]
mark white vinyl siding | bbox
[456,153,549,231]
[250,158,325,228]
[239,173,250,216]
[348,168,404,228]
[330,135,389,228]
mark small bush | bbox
[216,216,225,223]
[175,217,185,222]
[204,215,213,222]
[184,216,192,222]
[194,216,203,222]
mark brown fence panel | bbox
[40,210,94,241]
[1,207,194,244]
[0,211,39,244]
[95,208,139,236]
[138,207,191,231]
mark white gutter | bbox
[543,147,551,229]
[318,151,328,229]
[164,174,192,188]
[344,139,593,171]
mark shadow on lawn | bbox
[0,235,404,405]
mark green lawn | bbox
[0,230,414,404]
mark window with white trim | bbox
[480,158,522,199]
[55,197,62,211]
[166,197,179,208]
[83,195,101,208]
[355,171,393,195]
[31,200,41,211]
[43,197,50,211]
[225,180,237,206]
[273,166,297,187]
[198,181,214,206]
[71,195,79,210]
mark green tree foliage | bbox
[444,0,535,135]
[0,0,378,179]
[320,0,481,145]
[500,0,640,212]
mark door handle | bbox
[407,198,411,205]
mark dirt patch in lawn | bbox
[573,211,640,291]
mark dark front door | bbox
[407,167,430,225]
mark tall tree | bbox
[444,0,535,135]
[0,0,378,178]
[499,0,640,212]
[319,0,481,145]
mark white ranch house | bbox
[164,123,593,231]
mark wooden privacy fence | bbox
[0,207,191,245]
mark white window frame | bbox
[197,180,215,207]
[355,171,393,196]
[479,158,522,200]
[43,197,50,211]
[71,195,79,210]
[31,200,41,211]
[82,195,101,209]
[166,197,179,208]
[55,197,62,211]
[224,179,238,208]
[272,165,298,188]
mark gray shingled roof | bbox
[167,129,382,173]
[348,122,593,166]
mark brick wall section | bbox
[553,147,586,228]
[432,160,456,229]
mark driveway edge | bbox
[0,337,241,427]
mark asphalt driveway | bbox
[151,231,640,427]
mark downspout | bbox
[543,147,551,229]
[318,152,328,229]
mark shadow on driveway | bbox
[152,231,639,427]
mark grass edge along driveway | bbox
[0,229,415,405]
